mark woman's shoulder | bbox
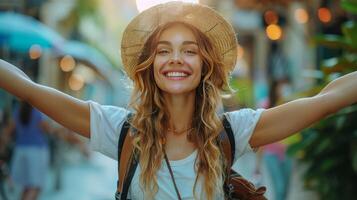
[223,108,265,159]
[225,108,265,120]
[223,108,265,136]
[88,100,130,119]
[87,101,132,160]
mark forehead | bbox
[158,24,197,43]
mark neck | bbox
[163,92,195,134]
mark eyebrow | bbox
[157,41,198,46]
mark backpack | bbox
[115,114,267,200]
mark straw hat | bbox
[121,1,238,79]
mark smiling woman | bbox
[127,21,230,199]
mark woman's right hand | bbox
[0,59,90,138]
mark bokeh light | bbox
[318,7,332,23]
[68,74,84,91]
[237,45,244,60]
[266,24,282,40]
[136,0,199,12]
[60,55,76,72]
[264,10,278,25]
[75,64,96,84]
[294,8,309,24]
[29,44,42,60]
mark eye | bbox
[157,49,170,55]
[184,50,197,55]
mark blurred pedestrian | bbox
[48,125,90,191]
[0,2,356,199]
[0,130,12,200]
[2,101,50,200]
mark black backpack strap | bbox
[220,113,237,198]
[222,113,236,165]
[116,113,138,200]
[120,150,139,200]
[117,113,132,188]
[117,113,132,169]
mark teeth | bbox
[166,72,188,77]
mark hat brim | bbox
[121,1,238,79]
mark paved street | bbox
[3,149,117,200]
[40,152,117,200]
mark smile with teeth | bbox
[165,72,189,77]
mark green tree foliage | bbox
[60,0,103,34]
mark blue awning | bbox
[0,12,65,52]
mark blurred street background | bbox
[0,0,356,200]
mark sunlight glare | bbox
[136,0,199,13]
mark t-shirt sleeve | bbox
[225,108,265,163]
[88,100,130,160]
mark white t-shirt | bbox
[89,101,264,200]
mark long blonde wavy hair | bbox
[128,21,230,200]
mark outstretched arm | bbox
[250,71,357,148]
[0,59,90,138]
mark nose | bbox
[169,51,183,65]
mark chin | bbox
[161,87,196,95]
